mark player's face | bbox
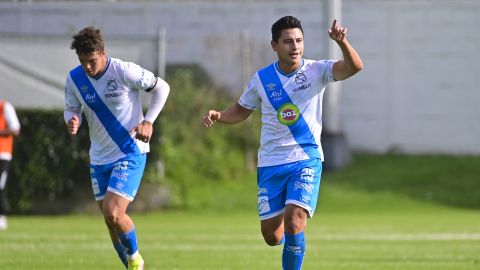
[78,50,107,77]
[272,28,304,72]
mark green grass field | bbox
[1,206,479,269]
[1,154,479,269]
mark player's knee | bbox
[103,209,122,225]
[284,215,306,234]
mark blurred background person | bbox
[0,99,21,230]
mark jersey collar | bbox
[274,59,304,77]
[92,57,111,80]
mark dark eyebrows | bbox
[282,37,303,43]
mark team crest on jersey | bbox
[107,79,118,91]
[277,103,300,126]
[294,72,307,84]
[105,79,123,98]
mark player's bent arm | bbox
[0,128,20,137]
[64,82,83,129]
[144,78,170,124]
[217,103,254,124]
[64,110,82,135]
[332,38,363,81]
[64,110,82,126]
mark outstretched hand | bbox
[328,19,347,43]
[202,110,221,127]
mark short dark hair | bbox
[271,16,304,43]
[70,26,105,55]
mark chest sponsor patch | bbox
[277,103,300,126]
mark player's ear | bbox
[271,40,278,51]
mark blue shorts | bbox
[90,154,147,202]
[257,158,322,220]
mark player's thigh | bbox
[0,160,10,173]
[103,191,131,214]
[286,158,322,218]
[90,163,112,201]
[257,164,289,220]
[107,154,147,202]
[261,213,284,234]
[260,213,285,245]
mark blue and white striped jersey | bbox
[65,57,157,165]
[238,59,336,167]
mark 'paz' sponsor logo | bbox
[282,109,297,120]
[277,103,300,126]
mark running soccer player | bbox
[64,26,170,270]
[202,16,363,269]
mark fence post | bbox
[157,26,166,79]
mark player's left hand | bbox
[328,19,347,43]
[202,110,222,127]
[131,120,153,143]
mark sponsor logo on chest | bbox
[292,72,312,93]
[104,79,124,99]
[277,103,300,126]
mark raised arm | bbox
[202,103,254,127]
[329,19,364,81]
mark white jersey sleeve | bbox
[121,61,157,92]
[238,75,261,110]
[64,80,83,112]
[144,78,170,123]
[64,80,83,125]
[315,59,337,84]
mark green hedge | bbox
[154,64,261,209]
[9,109,91,214]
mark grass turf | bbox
[1,208,479,270]
[2,154,479,269]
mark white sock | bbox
[128,250,140,260]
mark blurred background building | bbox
[0,0,478,154]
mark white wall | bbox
[341,0,480,154]
[0,0,329,91]
[0,0,479,154]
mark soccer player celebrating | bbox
[64,27,170,270]
[202,16,363,269]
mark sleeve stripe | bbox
[145,77,158,92]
